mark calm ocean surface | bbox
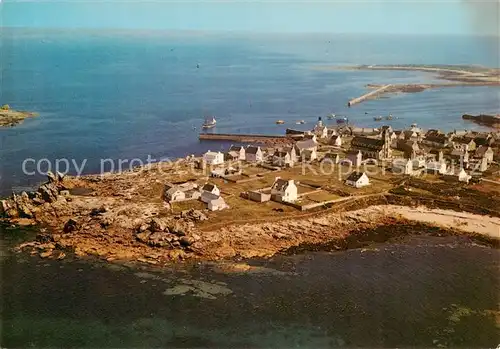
[1,226,499,348]
[1,29,499,195]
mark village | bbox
[162,117,499,218]
[1,116,499,264]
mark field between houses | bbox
[189,159,401,225]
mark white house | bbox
[273,150,295,167]
[458,168,472,183]
[392,158,413,175]
[245,146,263,163]
[345,172,370,188]
[426,161,447,174]
[329,135,342,147]
[474,145,494,164]
[476,157,489,172]
[164,182,200,202]
[452,137,476,152]
[346,150,363,167]
[208,197,228,211]
[228,145,246,160]
[203,151,224,165]
[271,177,298,203]
[201,183,220,196]
[164,185,186,202]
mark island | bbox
[462,114,500,129]
[1,119,499,266]
[0,104,38,127]
[313,64,500,106]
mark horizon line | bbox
[2,26,499,38]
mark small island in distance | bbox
[463,113,500,129]
[0,104,38,127]
[313,64,500,106]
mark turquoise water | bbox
[1,225,498,348]
[1,29,499,195]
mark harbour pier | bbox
[347,84,393,107]
[199,133,290,143]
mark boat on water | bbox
[276,120,285,124]
[327,113,336,120]
[374,116,383,121]
[296,120,305,125]
[202,116,216,129]
[386,114,393,120]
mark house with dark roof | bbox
[163,181,200,202]
[245,146,263,163]
[350,131,392,160]
[394,130,405,141]
[228,145,246,160]
[345,172,370,188]
[403,130,419,141]
[474,135,493,147]
[271,177,298,203]
[201,183,220,196]
[422,134,450,148]
[450,149,470,164]
[474,145,494,163]
[322,152,340,164]
[452,137,476,151]
[425,129,444,138]
[430,149,444,162]
[272,150,295,167]
[380,125,393,133]
[396,139,420,159]
[329,135,342,147]
[346,150,363,167]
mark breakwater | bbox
[199,133,290,143]
[347,84,393,107]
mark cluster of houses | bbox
[164,181,228,211]
[201,145,264,166]
[386,125,497,182]
[167,120,498,214]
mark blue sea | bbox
[1,28,499,195]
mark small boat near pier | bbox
[202,116,217,129]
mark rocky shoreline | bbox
[462,114,500,129]
[1,170,498,266]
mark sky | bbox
[1,0,498,35]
